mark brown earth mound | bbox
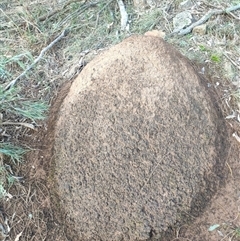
[52,35,229,240]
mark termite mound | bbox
[52,35,229,240]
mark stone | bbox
[173,11,192,32]
[192,24,207,35]
[144,29,166,38]
[133,0,148,10]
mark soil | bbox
[1,1,240,240]
[54,35,230,241]
[1,35,240,241]
[182,139,240,241]
[11,35,236,241]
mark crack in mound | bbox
[52,35,229,240]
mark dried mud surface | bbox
[1,1,240,240]
[7,35,240,241]
[182,139,240,241]
[49,35,230,240]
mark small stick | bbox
[117,0,128,31]
[225,162,233,178]
[227,11,240,20]
[4,29,69,91]
[14,231,23,241]
[0,121,35,129]
[223,53,240,71]
[176,4,240,36]
[232,132,240,143]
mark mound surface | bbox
[53,35,228,240]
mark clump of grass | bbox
[12,101,48,121]
[0,184,7,199]
[0,143,26,164]
[235,227,240,238]
[0,86,48,121]
[199,45,208,52]
[230,89,240,102]
[131,9,163,34]
[63,1,125,55]
[0,60,10,80]
[0,85,48,155]
[0,162,22,199]
[0,53,33,81]
[0,84,47,199]
[210,53,221,63]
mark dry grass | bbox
[0,0,240,240]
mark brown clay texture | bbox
[53,35,229,240]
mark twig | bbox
[0,122,35,129]
[223,53,240,71]
[117,0,128,31]
[14,231,23,241]
[4,29,69,91]
[20,16,42,33]
[227,10,240,20]
[232,132,240,143]
[225,162,233,178]
[177,4,240,36]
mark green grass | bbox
[0,183,8,199]
[234,227,240,237]
[231,89,240,102]
[12,101,48,121]
[0,161,22,198]
[0,143,26,164]
[0,81,47,200]
[0,86,48,121]
[0,1,240,239]
[0,83,47,184]
[131,8,163,34]
[0,100,46,199]
[210,53,222,63]
[199,45,208,52]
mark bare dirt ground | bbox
[0,0,240,240]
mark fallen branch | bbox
[117,0,128,31]
[5,29,69,91]
[177,4,240,36]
